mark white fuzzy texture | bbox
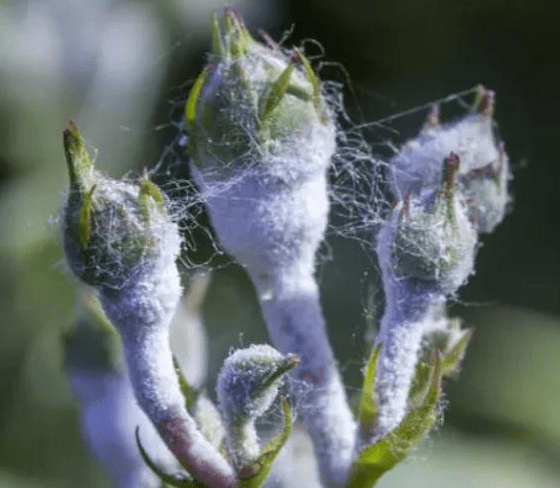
[194,144,358,485]
[194,396,225,450]
[191,140,332,297]
[373,192,476,437]
[258,271,357,488]
[99,217,236,487]
[389,113,499,198]
[217,344,287,468]
[388,113,510,234]
[391,196,478,294]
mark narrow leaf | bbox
[358,344,381,439]
[173,355,197,412]
[238,397,293,488]
[347,355,443,488]
[135,427,204,488]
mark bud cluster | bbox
[57,10,514,488]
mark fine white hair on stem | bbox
[99,228,237,488]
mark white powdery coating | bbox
[217,344,284,420]
[191,121,334,295]
[373,299,439,438]
[463,158,510,233]
[99,218,236,485]
[390,197,478,294]
[194,396,225,450]
[99,216,184,419]
[388,113,501,198]
[190,54,355,483]
[217,344,286,469]
[258,272,357,488]
[68,369,178,488]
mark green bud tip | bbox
[184,67,209,129]
[223,7,252,57]
[441,152,460,223]
[260,56,297,124]
[472,84,495,116]
[260,354,300,391]
[138,171,165,222]
[63,120,93,189]
[294,48,327,123]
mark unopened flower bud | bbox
[388,86,510,234]
[216,344,299,470]
[186,9,332,178]
[384,153,477,294]
[62,121,171,290]
[217,344,299,423]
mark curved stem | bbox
[373,278,442,438]
[253,268,357,488]
[100,263,237,488]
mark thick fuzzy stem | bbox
[373,278,442,438]
[253,269,357,488]
[226,420,260,469]
[100,262,237,488]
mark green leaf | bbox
[358,344,381,439]
[135,427,205,488]
[237,397,293,488]
[173,355,197,413]
[347,355,443,488]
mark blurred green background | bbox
[1,0,559,486]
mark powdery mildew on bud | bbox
[217,344,297,469]
[387,87,511,234]
[61,122,237,488]
[373,152,478,437]
[186,11,357,487]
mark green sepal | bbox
[223,8,252,57]
[138,174,165,222]
[211,11,226,58]
[237,397,293,488]
[77,184,96,249]
[357,344,381,439]
[347,355,443,488]
[259,60,297,126]
[293,49,327,124]
[259,354,300,392]
[135,427,205,488]
[173,355,197,413]
[407,359,433,411]
[185,68,209,128]
[63,119,93,189]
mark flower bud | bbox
[62,121,171,290]
[216,344,299,470]
[388,86,510,234]
[217,344,299,423]
[185,8,333,179]
[382,153,477,294]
